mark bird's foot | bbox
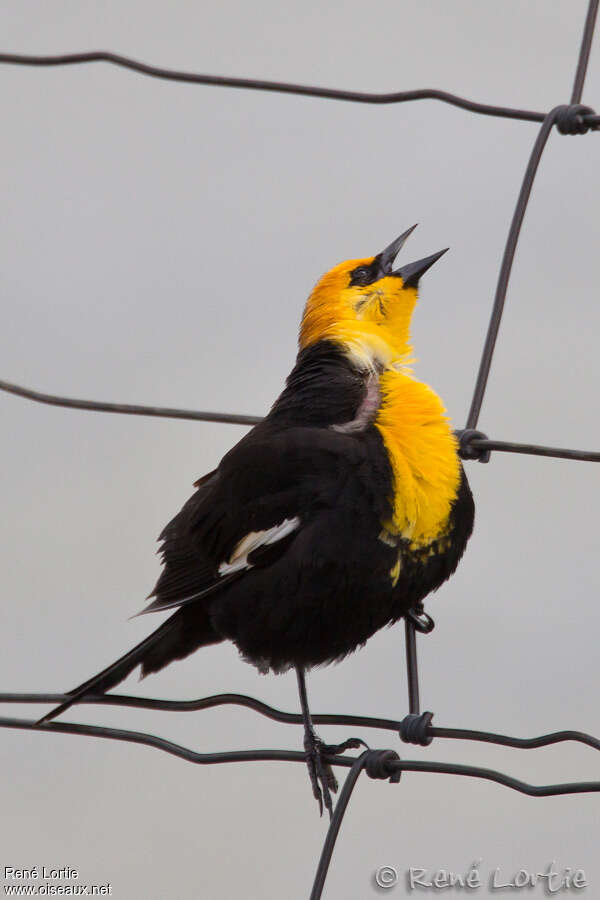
[303,732,365,819]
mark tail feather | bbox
[37,606,222,725]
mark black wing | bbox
[144,423,377,615]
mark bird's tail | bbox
[37,605,222,725]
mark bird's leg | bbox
[295,668,366,817]
[295,665,337,817]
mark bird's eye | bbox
[350,265,373,286]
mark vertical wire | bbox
[465,108,559,430]
[309,753,369,900]
[467,0,599,430]
[405,620,421,715]
[571,0,599,104]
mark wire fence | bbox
[1,2,599,897]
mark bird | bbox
[37,225,474,816]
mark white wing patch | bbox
[218,516,301,576]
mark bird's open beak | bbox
[377,227,449,286]
[393,247,449,287]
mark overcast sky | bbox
[1,2,599,898]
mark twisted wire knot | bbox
[399,711,434,746]
[555,104,597,135]
[364,749,402,783]
[456,429,491,463]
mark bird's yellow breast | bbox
[374,370,460,548]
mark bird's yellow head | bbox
[300,225,447,372]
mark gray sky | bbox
[1,2,599,897]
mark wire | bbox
[464,437,600,463]
[2,712,600,800]
[1,381,599,462]
[309,752,372,900]
[466,0,599,430]
[3,689,600,752]
[571,0,600,105]
[0,49,579,123]
[0,378,262,426]
[465,109,560,431]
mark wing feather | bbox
[143,425,371,615]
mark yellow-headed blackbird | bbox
[39,226,474,815]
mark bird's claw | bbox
[321,737,365,755]
[303,733,365,819]
[304,731,336,818]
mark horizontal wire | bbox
[0,714,322,767]
[0,690,398,730]
[1,713,599,798]
[2,690,600,752]
[0,379,262,426]
[0,50,552,122]
[1,379,599,462]
[389,760,600,798]
[468,437,600,463]
[430,726,600,752]
[1,49,598,128]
